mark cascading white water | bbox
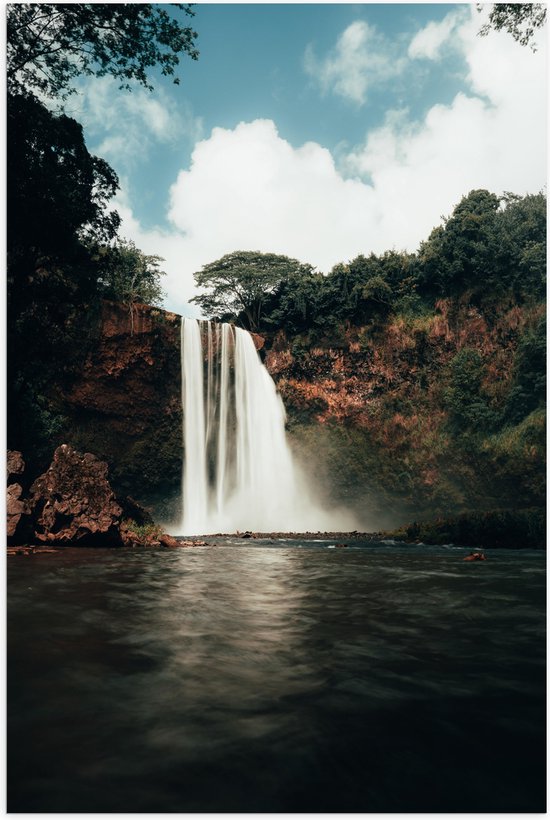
[178,318,357,535]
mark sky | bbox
[67,2,547,317]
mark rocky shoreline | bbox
[7,446,544,554]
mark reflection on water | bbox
[7,541,546,812]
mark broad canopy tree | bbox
[191,251,315,331]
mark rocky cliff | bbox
[56,300,183,519]
[32,297,544,531]
[265,298,545,527]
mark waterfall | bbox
[178,318,357,535]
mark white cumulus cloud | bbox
[73,76,204,168]
[408,11,463,61]
[304,20,404,105]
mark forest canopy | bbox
[192,189,547,335]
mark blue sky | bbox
[69,3,547,316]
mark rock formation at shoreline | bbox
[6,444,185,549]
[30,444,124,545]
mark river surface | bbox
[7,538,546,813]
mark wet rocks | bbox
[7,480,33,543]
[159,533,182,548]
[7,450,25,484]
[6,444,206,551]
[7,451,33,544]
[30,445,124,546]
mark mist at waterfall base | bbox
[173,318,359,536]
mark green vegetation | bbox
[7,4,198,465]
[443,348,499,435]
[96,240,166,308]
[388,508,546,550]
[7,4,198,99]
[478,3,547,50]
[191,251,313,331]
[123,521,165,541]
[197,190,545,341]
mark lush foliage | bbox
[7,4,198,99]
[228,189,545,525]
[96,239,166,308]
[7,4,199,461]
[7,93,120,281]
[390,508,546,549]
[443,348,499,435]
[195,190,545,340]
[478,3,547,50]
[191,251,314,330]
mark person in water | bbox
[464,551,486,561]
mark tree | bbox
[7,92,121,346]
[416,189,502,297]
[504,315,546,424]
[7,3,199,99]
[191,251,312,330]
[8,93,119,270]
[261,266,323,334]
[444,348,498,434]
[478,4,547,50]
[96,239,166,329]
[495,192,546,301]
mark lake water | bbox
[7,538,546,813]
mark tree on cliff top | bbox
[97,239,166,308]
[7,3,199,100]
[191,251,314,331]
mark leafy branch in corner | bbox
[7,4,199,99]
[477,3,547,50]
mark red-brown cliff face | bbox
[57,300,183,517]
[35,298,543,530]
[263,299,545,527]
[66,300,181,432]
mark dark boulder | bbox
[29,444,123,546]
[118,495,154,526]
[7,482,33,543]
[7,450,25,484]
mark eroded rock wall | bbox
[263,299,545,527]
[59,301,182,517]
[32,298,543,531]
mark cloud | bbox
[408,11,463,61]
[343,7,546,246]
[73,76,204,168]
[115,119,382,316]
[117,7,546,317]
[304,20,404,105]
